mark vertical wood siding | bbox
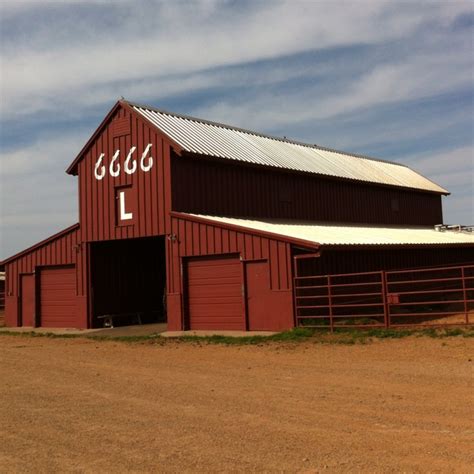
[4,225,88,327]
[77,106,173,242]
[166,214,295,331]
[171,155,443,226]
[5,226,83,296]
[167,215,292,295]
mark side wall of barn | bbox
[165,214,297,331]
[297,246,474,276]
[4,226,89,328]
[171,155,443,226]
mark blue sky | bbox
[0,0,473,259]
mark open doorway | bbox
[90,236,166,328]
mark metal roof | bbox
[130,102,448,194]
[189,215,474,246]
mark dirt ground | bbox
[0,335,473,473]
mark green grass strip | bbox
[0,325,472,345]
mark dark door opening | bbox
[90,236,166,328]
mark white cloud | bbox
[0,132,82,257]
[0,131,88,176]
[190,39,472,131]
[0,170,78,258]
[1,1,470,118]
[408,146,474,190]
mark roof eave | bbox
[66,99,186,176]
[66,101,123,175]
[1,223,80,266]
[180,150,449,196]
[322,242,474,249]
[170,212,320,250]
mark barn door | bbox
[186,255,244,330]
[20,274,36,327]
[40,266,77,328]
[246,261,271,330]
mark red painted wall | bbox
[19,274,35,326]
[245,261,269,330]
[4,225,88,328]
[76,106,173,243]
[166,214,295,331]
[171,154,443,226]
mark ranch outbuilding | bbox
[3,100,474,331]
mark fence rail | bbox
[294,263,474,330]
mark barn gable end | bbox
[71,103,178,242]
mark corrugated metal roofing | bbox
[130,102,448,194]
[189,214,474,246]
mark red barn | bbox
[3,100,473,330]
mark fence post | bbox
[382,270,390,328]
[328,275,334,332]
[461,266,469,324]
[293,256,299,328]
[293,276,299,327]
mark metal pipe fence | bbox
[294,263,474,330]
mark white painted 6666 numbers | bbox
[94,143,153,180]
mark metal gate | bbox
[294,263,474,329]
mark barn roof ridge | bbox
[126,99,448,195]
[123,99,406,168]
[67,99,448,195]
